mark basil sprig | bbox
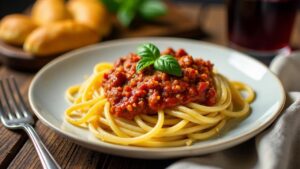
[136,43,182,77]
[101,0,167,27]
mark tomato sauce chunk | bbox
[102,48,217,119]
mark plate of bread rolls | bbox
[0,0,111,71]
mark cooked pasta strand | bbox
[65,63,255,147]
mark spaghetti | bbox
[65,50,254,147]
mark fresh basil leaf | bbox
[154,55,182,76]
[101,0,121,13]
[139,0,167,20]
[117,0,140,27]
[137,43,160,59]
[136,58,155,72]
[135,44,182,76]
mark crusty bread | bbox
[24,20,99,56]
[67,0,111,37]
[0,14,37,45]
[31,0,70,26]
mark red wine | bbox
[228,0,299,52]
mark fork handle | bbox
[22,124,61,169]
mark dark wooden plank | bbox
[0,67,33,169]
[7,121,108,169]
[8,119,176,169]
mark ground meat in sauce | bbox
[102,48,217,120]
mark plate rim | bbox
[28,37,286,158]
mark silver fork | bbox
[0,77,60,169]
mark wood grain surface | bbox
[0,4,299,169]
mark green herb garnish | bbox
[101,0,167,27]
[139,1,167,20]
[136,43,182,77]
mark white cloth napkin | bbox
[168,52,300,169]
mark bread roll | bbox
[31,0,70,26]
[67,0,111,37]
[24,20,99,56]
[0,14,37,45]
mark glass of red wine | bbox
[227,0,299,57]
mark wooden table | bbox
[1,4,300,169]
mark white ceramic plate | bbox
[29,38,285,159]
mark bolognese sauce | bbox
[102,48,217,119]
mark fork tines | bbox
[0,77,32,123]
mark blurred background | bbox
[0,0,299,70]
[1,0,299,18]
[0,0,226,18]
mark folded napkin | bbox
[168,52,300,169]
[270,51,300,91]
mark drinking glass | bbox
[227,0,299,57]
